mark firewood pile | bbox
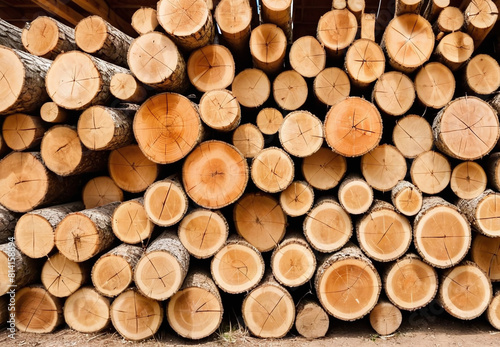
[1,0,500,341]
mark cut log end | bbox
[373,71,415,116]
[112,199,153,244]
[16,286,63,333]
[289,35,326,78]
[487,292,500,329]
[256,108,283,135]
[280,181,315,217]
[64,286,110,333]
[251,147,294,193]
[250,24,287,74]
[279,110,323,158]
[410,151,451,195]
[313,67,350,106]
[317,9,357,56]
[271,236,316,287]
[40,102,68,123]
[131,7,158,35]
[391,181,423,216]
[232,123,264,158]
[188,45,235,93]
[41,252,87,297]
[471,234,500,282]
[369,302,402,336]
[232,68,270,108]
[345,39,385,87]
[450,161,487,200]
[361,145,407,192]
[302,148,347,190]
[338,175,374,215]
[465,54,500,95]
[392,115,433,159]
[273,70,308,111]
[2,113,45,151]
[199,89,241,131]
[144,179,188,227]
[82,176,123,209]
[295,299,330,339]
[110,73,147,103]
[414,62,455,109]
[436,32,474,71]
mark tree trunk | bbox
[64,286,111,333]
[250,24,287,75]
[487,290,500,329]
[317,9,357,57]
[295,298,330,339]
[369,300,402,336]
[414,62,455,109]
[434,32,474,71]
[313,67,350,106]
[464,0,498,49]
[289,36,325,78]
[234,192,287,252]
[391,180,423,216]
[301,147,347,190]
[167,270,223,340]
[40,102,69,123]
[251,147,294,193]
[372,71,415,116]
[413,197,471,268]
[211,235,265,294]
[361,144,407,192]
[0,205,16,244]
[410,150,451,194]
[82,176,123,209]
[134,231,189,301]
[0,18,24,50]
[143,178,188,227]
[14,201,84,259]
[231,68,271,108]
[41,252,88,297]
[465,54,500,96]
[0,243,39,295]
[273,70,308,110]
[109,73,147,103]
[214,0,252,54]
[261,0,293,42]
[111,198,154,245]
[458,189,500,237]
[54,202,119,262]
[471,234,500,282]
[279,181,315,217]
[392,114,433,159]
[1,113,45,151]
[199,89,241,132]
[232,123,265,158]
[279,111,323,158]
[92,243,143,297]
[345,39,385,88]
[338,174,374,215]
[395,0,422,15]
[131,7,158,35]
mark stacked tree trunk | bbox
[1,0,500,342]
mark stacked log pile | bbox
[0,0,500,341]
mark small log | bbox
[157,0,215,51]
[110,73,147,103]
[64,286,111,333]
[108,144,159,193]
[214,0,252,53]
[372,71,415,116]
[128,32,188,92]
[361,13,376,41]
[143,178,188,227]
[439,261,493,320]
[410,150,451,194]
[313,67,350,106]
[234,192,287,252]
[231,68,270,108]
[199,89,241,131]
[55,202,119,262]
[279,110,323,158]
[15,201,84,259]
[348,0,365,22]
[369,301,402,336]
[0,47,50,115]
[338,174,374,215]
[0,243,39,295]
[465,54,500,96]
[134,93,202,164]
[458,189,500,237]
[289,36,326,78]
[178,209,229,259]
[112,198,154,245]
[345,39,385,88]
[315,243,381,321]
[256,108,283,135]
[273,70,308,111]
[413,197,471,268]
[423,0,449,21]
[392,114,433,159]
[382,14,434,72]
[391,180,423,216]
[488,291,500,329]
[0,205,17,244]
[41,252,88,297]
[414,62,455,108]
[232,123,264,158]
[15,285,63,333]
[251,147,294,193]
[40,102,68,123]
[361,144,407,192]
[434,6,464,34]
[317,9,357,57]
[92,243,143,297]
[435,32,474,71]
[464,0,498,49]
[1,113,46,151]
[302,147,347,190]
[471,234,500,282]
[295,298,330,339]
[395,0,423,15]
[131,7,158,35]
[280,181,315,217]
[134,231,189,301]
[211,235,265,294]
[0,18,24,50]
[22,16,76,59]
[450,161,487,199]
[242,272,295,338]
[110,288,163,341]
[332,0,347,9]
[384,253,438,310]
[261,0,293,42]
[40,125,108,176]
[250,24,287,75]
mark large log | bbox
[64,286,111,333]
[0,18,24,50]
[41,252,88,298]
[458,190,500,237]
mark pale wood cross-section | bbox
[273,70,308,111]
[231,68,271,108]
[487,291,500,329]
[338,174,374,215]
[199,89,241,131]
[414,62,455,109]
[232,123,265,158]
[369,301,402,336]
[295,299,329,339]
[15,286,63,333]
[143,178,188,227]
[392,114,433,159]
[317,9,358,57]
[112,198,154,245]
[372,71,415,116]
[2,113,46,151]
[464,0,498,48]
[256,108,283,135]
[471,234,500,282]
[41,252,87,298]
[435,6,464,33]
[410,150,451,194]
[40,102,68,123]
[465,54,500,95]
[250,24,287,75]
[64,286,110,333]
[214,0,252,53]
[279,110,323,158]
[131,7,158,35]
[458,190,500,237]
[251,147,294,193]
[345,39,386,88]
[302,147,347,190]
[391,180,423,216]
[435,32,474,71]
[289,35,326,78]
[110,73,147,103]
[279,181,315,217]
[261,0,293,41]
[313,67,351,106]
[450,161,487,200]
[395,0,423,16]
[361,144,407,192]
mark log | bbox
[199,89,241,131]
[369,301,402,336]
[128,32,188,92]
[273,69,309,110]
[256,108,283,135]
[108,144,159,193]
[395,0,423,15]
[110,288,163,341]
[324,97,383,157]
[384,253,438,310]
[1,113,46,151]
[458,189,500,237]
[214,0,252,54]
[131,7,158,35]
[157,0,215,51]
[439,261,493,320]
[313,67,350,106]
[487,152,500,191]
[450,161,487,199]
[435,32,474,71]
[361,13,376,41]
[233,192,287,252]
[0,242,39,295]
[54,202,119,262]
[232,123,265,158]
[133,93,202,164]
[295,298,330,339]
[391,180,423,216]
[488,291,500,329]
[22,16,76,59]
[183,140,248,209]
[242,272,295,338]
[14,201,84,259]
[112,198,154,245]
[271,232,316,287]
[410,150,451,194]
[40,102,69,123]
[250,24,287,75]
[187,44,235,93]
[382,14,434,73]
[433,96,499,160]
[15,285,63,333]
[348,0,365,22]
[64,286,111,333]
[464,0,498,48]
[345,39,385,88]
[261,0,293,42]
[423,0,449,21]
[91,243,143,297]
[0,47,50,115]
[289,35,326,78]
[41,252,88,297]
[211,235,265,294]
[0,18,24,50]
[231,68,271,108]
[143,178,188,227]
[471,234,500,282]
[465,54,500,96]
[109,73,147,103]
[317,9,357,57]
[134,231,189,301]
[178,209,228,259]
[167,270,224,340]
[414,62,455,109]
[0,205,17,244]
[279,110,323,158]
[303,197,352,253]
[40,125,108,176]
[280,181,315,217]
[392,114,433,159]
[360,144,407,192]
[302,147,347,190]
[372,71,415,116]
[332,0,347,9]
[251,147,294,193]
[315,243,381,320]
[77,105,135,151]
[338,174,374,215]
[434,6,464,34]
[413,197,471,268]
